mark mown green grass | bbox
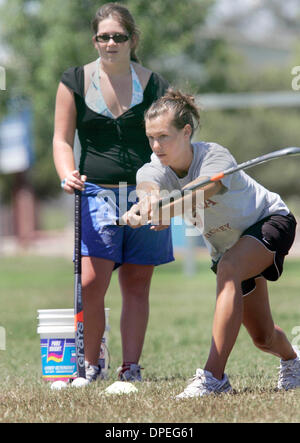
[0,255,300,423]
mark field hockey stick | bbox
[117,146,300,224]
[74,189,86,379]
[165,146,300,202]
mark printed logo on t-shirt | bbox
[204,199,217,209]
[204,223,232,239]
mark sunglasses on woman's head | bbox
[95,33,130,43]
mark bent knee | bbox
[251,331,274,350]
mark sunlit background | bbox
[1,0,300,270]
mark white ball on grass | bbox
[71,377,89,388]
[50,380,68,391]
[104,381,138,395]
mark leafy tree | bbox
[1,0,299,204]
[0,0,224,200]
[0,0,97,199]
[199,108,300,199]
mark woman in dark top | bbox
[53,3,174,383]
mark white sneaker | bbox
[176,368,232,399]
[85,361,102,383]
[278,347,300,391]
[118,364,143,382]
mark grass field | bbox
[0,254,300,423]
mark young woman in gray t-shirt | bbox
[122,89,300,398]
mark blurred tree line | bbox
[0,0,300,205]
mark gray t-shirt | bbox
[136,142,289,261]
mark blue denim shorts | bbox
[80,182,174,267]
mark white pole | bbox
[184,232,197,276]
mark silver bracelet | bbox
[61,178,67,189]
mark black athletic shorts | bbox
[211,213,297,296]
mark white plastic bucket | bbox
[37,308,110,381]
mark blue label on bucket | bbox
[40,338,76,380]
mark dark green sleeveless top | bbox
[61,66,169,184]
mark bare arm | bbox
[122,178,223,229]
[53,82,86,193]
[149,178,222,229]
